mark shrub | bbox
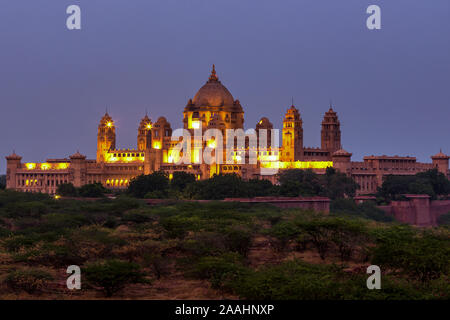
[189,253,249,290]
[4,268,53,294]
[83,260,149,297]
[371,227,450,282]
[56,183,77,197]
[78,183,107,198]
[127,172,169,198]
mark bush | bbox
[78,183,107,198]
[83,260,149,297]
[127,172,169,198]
[56,183,77,197]
[371,227,450,282]
[4,268,53,294]
[189,253,249,290]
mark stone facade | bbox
[5,66,450,194]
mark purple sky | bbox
[1,0,449,173]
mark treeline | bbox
[377,169,450,201]
[126,167,359,200]
[54,168,450,203]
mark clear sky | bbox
[0,0,449,173]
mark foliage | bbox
[56,183,78,197]
[378,169,450,201]
[127,171,169,198]
[278,168,358,199]
[83,259,149,297]
[0,175,6,190]
[170,171,196,192]
[78,183,108,198]
[331,198,394,222]
[4,268,53,294]
[371,226,450,282]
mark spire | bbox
[291,97,294,107]
[329,99,333,111]
[208,64,218,82]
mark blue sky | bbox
[0,0,449,173]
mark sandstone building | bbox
[5,66,450,195]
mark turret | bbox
[281,105,303,161]
[431,150,449,176]
[321,105,341,154]
[137,114,153,151]
[256,117,274,148]
[5,152,22,190]
[97,112,116,162]
[331,149,352,174]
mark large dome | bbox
[192,65,235,107]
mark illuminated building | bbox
[5,65,450,195]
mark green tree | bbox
[170,171,196,191]
[0,175,6,190]
[127,171,169,198]
[278,169,324,197]
[78,183,107,198]
[185,174,248,200]
[56,183,77,197]
[321,167,359,199]
[83,260,149,297]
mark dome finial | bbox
[209,64,218,82]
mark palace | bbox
[5,65,450,195]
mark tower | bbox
[321,105,341,154]
[5,152,22,190]
[97,112,116,162]
[282,105,303,161]
[137,114,153,151]
[431,150,450,177]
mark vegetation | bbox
[56,182,108,198]
[126,168,358,200]
[378,169,450,201]
[0,175,6,190]
[83,260,149,297]
[0,190,448,299]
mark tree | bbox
[83,260,149,297]
[0,175,6,190]
[170,171,196,191]
[56,183,77,197]
[78,183,107,198]
[184,174,248,200]
[127,171,169,198]
[321,167,359,199]
[278,169,324,197]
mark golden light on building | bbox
[107,122,113,127]
[169,173,173,180]
[25,163,36,170]
[146,123,152,129]
[260,161,333,169]
[207,139,216,149]
[57,163,69,170]
[40,163,51,170]
[191,120,201,129]
[153,141,162,149]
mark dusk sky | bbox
[0,0,449,173]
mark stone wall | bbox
[377,195,450,226]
